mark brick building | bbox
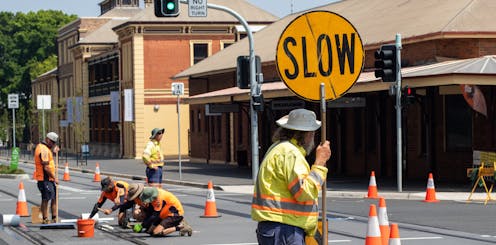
[177,0,496,182]
[31,0,277,159]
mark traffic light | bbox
[236,55,261,89]
[402,86,416,105]
[154,0,180,17]
[374,44,398,82]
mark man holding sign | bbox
[251,109,331,244]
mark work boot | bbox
[178,219,192,237]
[42,218,50,224]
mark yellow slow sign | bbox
[276,11,364,101]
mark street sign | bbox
[171,82,185,95]
[188,0,207,17]
[37,95,51,109]
[276,11,364,101]
[8,94,18,109]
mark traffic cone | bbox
[378,197,390,245]
[63,162,70,181]
[423,173,439,202]
[16,181,29,217]
[200,181,221,218]
[367,171,379,198]
[365,204,382,245]
[93,162,101,182]
[389,223,401,245]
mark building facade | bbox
[177,0,496,182]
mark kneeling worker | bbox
[122,185,192,236]
[89,177,129,227]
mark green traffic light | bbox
[166,2,175,10]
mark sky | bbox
[1,0,338,18]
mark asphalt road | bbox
[0,164,494,244]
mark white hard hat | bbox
[276,109,321,132]
[46,132,59,143]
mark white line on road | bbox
[203,243,257,245]
[59,197,86,200]
[401,236,443,240]
[0,198,14,202]
[329,240,351,243]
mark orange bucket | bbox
[77,219,95,238]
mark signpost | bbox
[172,82,185,180]
[37,95,51,137]
[8,94,19,170]
[276,11,364,245]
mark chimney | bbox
[144,0,153,8]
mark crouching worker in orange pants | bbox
[141,187,192,236]
[89,177,130,228]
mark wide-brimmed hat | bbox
[127,183,144,201]
[276,109,321,131]
[46,132,59,143]
[140,187,159,203]
[149,128,165,139]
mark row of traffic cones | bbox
[32,162,102,182]
[367,171,439,202]
[366,198,401,245]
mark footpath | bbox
[1,153,489,202]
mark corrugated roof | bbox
[403,56,496,77]
[98,7,142,18]
[175,0,496,79]
[119,0,278,24]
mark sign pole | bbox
[12,108,16,148]
[320,83,328,244]
[177,94,182,181]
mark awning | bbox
[186,57,496,105]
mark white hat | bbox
[276,109,321,131]
[46,132,59,143]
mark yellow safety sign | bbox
[276,11,364,101]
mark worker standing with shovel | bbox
[34,132,60,224]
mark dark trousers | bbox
[256,221,305,245]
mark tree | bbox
[0,10,77,144]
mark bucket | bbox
[0,214,20,227]
[77,219,95,238]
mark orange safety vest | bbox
[98,180,129,204]
[34,142,55,181]
[150,188,184,219]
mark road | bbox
[0,164,494,244]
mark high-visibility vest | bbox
[142,140,164,168]
[150,188,184,219]
[34,143,55,181]
[251,140,327,236]
[98,180,129,203]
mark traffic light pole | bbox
[197,1,259,183]
[395,34,403,192]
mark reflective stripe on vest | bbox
[252,183,317,217]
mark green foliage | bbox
[0,165,25,174]
[0,10,76,143]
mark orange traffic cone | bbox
[63,162,71,181]
[16,181,29,217]
[365,204,382,245]
[200,181,221,218]
[423,173,439,202]
[93,163,101,182]
[367,171,379,198]
[378,197,390,245]
[389,223,401,245]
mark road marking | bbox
[59,197,86,200]
[330,239,351,243]
[401,236,443,240]
[0,198,14,202]
[203,243,257,245]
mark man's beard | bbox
[303,139,315,156]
